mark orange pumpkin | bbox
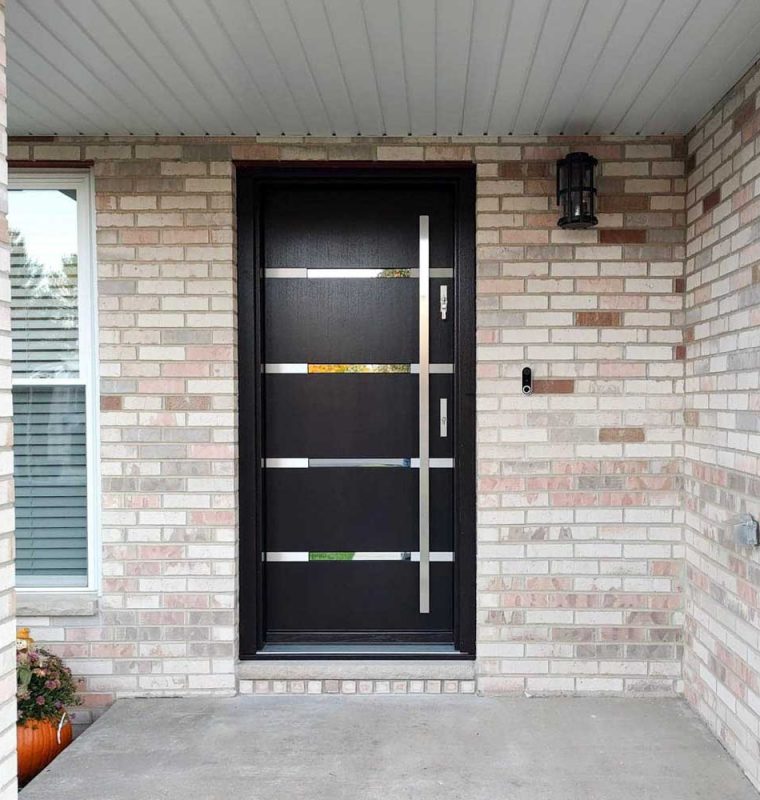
[17,715,73,786]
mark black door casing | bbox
[237,165,475,658]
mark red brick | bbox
[100,396,123,411]
[702,188,721,214]
[674,277,685,293]
[523,145,568,160]
[525,162,551,178]
[576,311,622,327]
[533,379,575,394]
[498,162,522,179]
[599,229,647,244]
[733,96,757,132]
[598,194,649,212]
[675,345,686,360]
[596,177,624,195]
[598,428,645,443]
[741,108,760,144]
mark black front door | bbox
[238,166,475,657]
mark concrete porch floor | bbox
[20,696,758,800]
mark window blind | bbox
[12,385,88,581]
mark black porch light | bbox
[556,152,598,229]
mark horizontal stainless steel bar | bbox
[263,363,309,374]
[263,363,454,374]
[263,458,454,469]
[421,458,454,469]
[309,458,410,467]
[265,267,308,278]
[264,268,453,279]
[264,458,309,468]
[265,551,454,562]
[415,364,454,374]
[308,268,410,278]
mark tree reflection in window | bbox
[9,187,79,379]
[308,364,410,373]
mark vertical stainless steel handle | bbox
[419,216,430,614]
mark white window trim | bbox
[10,169,101,593]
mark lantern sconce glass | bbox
[556,152,598,229]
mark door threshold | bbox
[258,643,461,657]
[238,656,476,681]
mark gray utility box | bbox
[731,514,760,546]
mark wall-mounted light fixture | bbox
[556,152,598,229]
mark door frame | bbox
[237,163,476,659]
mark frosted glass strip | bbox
[264,268,453,279]
[265,551,454,562]
[264,458,454,468]
[263,363,453,374]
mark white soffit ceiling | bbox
[7,0,760,138]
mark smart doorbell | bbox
[522,367,533,395]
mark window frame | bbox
[9,169,100,592]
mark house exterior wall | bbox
[0,1,18,795]
[9,132,687,721]
[683,59,760,791]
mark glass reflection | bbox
[9,190,79,378]
[307,364,411,374]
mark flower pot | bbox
[17,715,73,786]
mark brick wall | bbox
[8,133,687,717]
[0,1,18,795]
[475,138,685,694]
[13,141,239,724]
[683,59,760,791]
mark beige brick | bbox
[474,146,521,161]
[120,195,158,210]
[134,212,183,228]
[624,178,671,193]
[377,146,425,161]
[279,146,328,161]
[184,178,232,192]
[33,144,82,160]
[135,144,183,159]
[8,142,30,160]
[624,144,673,159]
[85,145,133,160]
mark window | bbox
[9,172,98,589]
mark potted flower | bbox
[16,628,81,786]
